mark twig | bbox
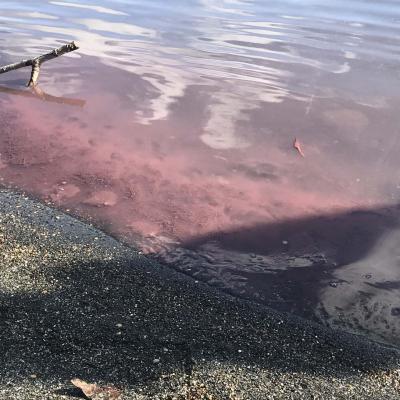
[0,41,79,87]
[293,137,305,157]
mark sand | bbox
[0,190,399,399]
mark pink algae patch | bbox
[0,89,383,251]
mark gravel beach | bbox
[0,190,399,399]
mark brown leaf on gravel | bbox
[71,378,122,400]
[293,137,305,157]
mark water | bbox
[1,0,400,346]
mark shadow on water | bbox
[184,206,399,263]
[150,204,400,346]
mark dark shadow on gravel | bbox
[53,387,86,399]
[1,252,400,389]
[0,191,399,398]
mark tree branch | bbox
[0,41,79,87]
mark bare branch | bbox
[0,41,79,87]
[0,59,32,74]
[27,59,41,88]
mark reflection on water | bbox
[1,0,400,346]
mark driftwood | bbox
[0,41,78,87]
[0,85,85,107]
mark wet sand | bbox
[0,190,399,399]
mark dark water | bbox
[1,0,400,346]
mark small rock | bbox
[391,307,400,316]
[83,190,118,207]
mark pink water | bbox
[1,0,400,345]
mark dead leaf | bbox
[293,138,305,157]
[71,378,122,400]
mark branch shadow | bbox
[0,84,86,107]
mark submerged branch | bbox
[0,41,79,87]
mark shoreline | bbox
[0,189,399,399]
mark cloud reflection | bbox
[0,0,354,149]
[50,1,129,16]
[77,19,156,37]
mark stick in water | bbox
[0,41,79,87]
